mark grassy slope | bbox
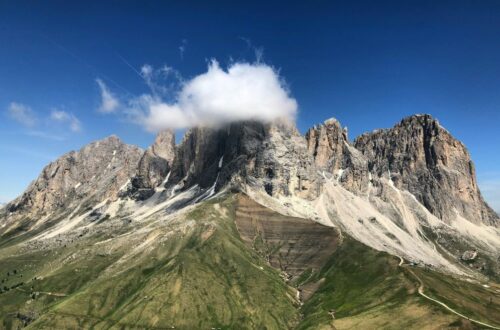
[1,196,299,330]
[0,193,498,329]
[413,267,500,326]
[296,237,462,330]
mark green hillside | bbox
[0,194,498,329]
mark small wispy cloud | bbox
[6,102,81,138]
[96,78,120,113]
[50,109,82,132]
[7,102,37,127]
[239,37,265,63]
[139,64,183,98]
[179,39,187,60]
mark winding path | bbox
[397,256,500,329]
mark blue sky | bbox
[0,1,499,211]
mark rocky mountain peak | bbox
[354,114,498,226]
[122,130,176,200]
[305,117,368,193]
[150,130,176,161]
[163,120,319,200]
[5,136,143,217]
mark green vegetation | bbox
[1,196,299,329]
[413,267,500,326]
[295,237,458,329]
[0,194,498,329]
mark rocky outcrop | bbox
[305,118,369,194]
[166,120,320,200]
[5,135,143,216]
[354,114,498,226]
[125,130,175,200]
[1,113,498,281]
[461,250,478,261]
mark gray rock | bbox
[5,135,142,217]
[461,250,478,261]
[124,130,175,200]
[305,118,369,194]
[354,114,499,226]
[166,120,319,200]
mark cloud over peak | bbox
[130,60,297,132]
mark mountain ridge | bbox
[1,114,498,261]
[1,113,499,329]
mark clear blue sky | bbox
[0,1,499,210]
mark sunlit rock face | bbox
[354,114,498,226]
[5,135,142,216]
[305,118,369,194]
[1,113,497,282]
[124,130,176,200]
[165,120,320,200]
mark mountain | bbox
[1,136,143,237]
[0,114,499,329]
[123,130,175,200]
[354,114,497,226]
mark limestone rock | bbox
[305,118,369,194]
[461,250,478,261]
[6,135,143,216]
[125,130,175,200]
[354,114,498,226]
[166,120,319,200]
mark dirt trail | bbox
[15,287,67,297]
[397,256,500,329]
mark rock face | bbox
[125,130,175,200]
[166,121,319,200]
[1,113,498,282]
[354,114,498,226]
[3,115,497,230]
[6,136,143,216]
[305,118,369,194]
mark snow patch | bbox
[155,171,171,192]
[336,169,345,183]
[119,179,131,192]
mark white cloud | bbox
[129,60,297,132]
[139,64,183,98]
[50,110,82,132]
[96,79,119,113]
[179,39,187,60]
[7,102,37,127]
